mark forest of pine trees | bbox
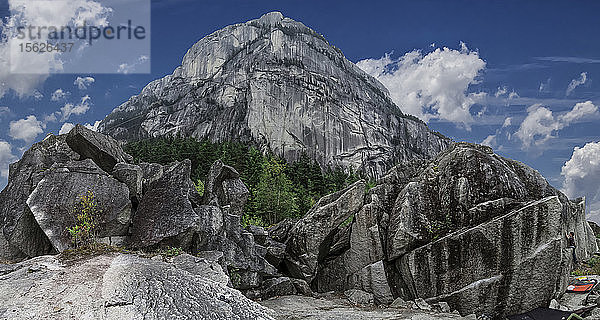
[124,137,363,226]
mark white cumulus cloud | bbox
[74,76,96,90]
[515,101,599,149]
[9,115,44,143]
[0,140,16,179]
[356,43,486,128]
[51,89,69,101]
[59,122,76,135]
[561,141,600,221]
[60,95,92,121]
[559,101,598,124]
[84,120,101,131]
[566,72,588,96]
[0,0,111,99]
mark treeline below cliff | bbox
[124,137,367,226]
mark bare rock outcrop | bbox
[27,159,132,252]
[277,142,598,319]
[99,12,450,177]
[0,253,275,320]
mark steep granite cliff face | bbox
[98,12,450,176]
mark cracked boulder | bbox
[284,180,366,282]
[0,134,79,261]
[26,159,132,252]
[65,124,133,173]
[129,159,200,249]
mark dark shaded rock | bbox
[139,162,164,194]
[111,163,143,202]
[203,160,247,215]
[262,277,297,299]
[0,134,79,261]
[129,160,200,249]
[291,278,312,296]
[284,180,366,282]
[247,225,268,246]
[268,218,299,243]
[65,124,133,173]
[588,220,600,238]
[26,159,132,252]
[265,240,286,268]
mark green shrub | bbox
[161,247,184,257]
[195,179,205,197]
[241,214,267,228]
[66,190,101,248]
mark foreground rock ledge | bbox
[0,253,274,320]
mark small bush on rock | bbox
[66,190,101,248]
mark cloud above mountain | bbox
[0,141,16,178]
[562,141,600,219]
[9,115,44,143]
[356,43,486,129]
[515,101,598,149]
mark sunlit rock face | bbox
[99,12,450,177]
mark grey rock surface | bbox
[0,253,275,320]
[260,295,464,320]
[345,289,374,305]
[111,163,143,202]
[0,134,79,261]
[99,12,450,177]
[284,180,366,282]
[261,277,297,299]
[65,124,133,173]
[278,142,598,318]
[128,160,200,249]
[26,159,132,252]
[170,253,229,285]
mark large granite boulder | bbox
[284,180,366,282]
[0,134,79,261]
[111,163,143,203]
[128,160,200,249]
[398,196,567,317]
[278,142,597,318]
[0,253,275,319]
[65,124,133,173]
[26,159,132,252]
[386,143,560,260]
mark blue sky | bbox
[1,0,599,218]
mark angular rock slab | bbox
[111,163,143,201]
[0,134,79,261]
[285,180,366,282]
[65,124,133,173]
[129,159,201,249]
[26,159,132,252]
[386,143,561,260]
[397,196,566,318]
